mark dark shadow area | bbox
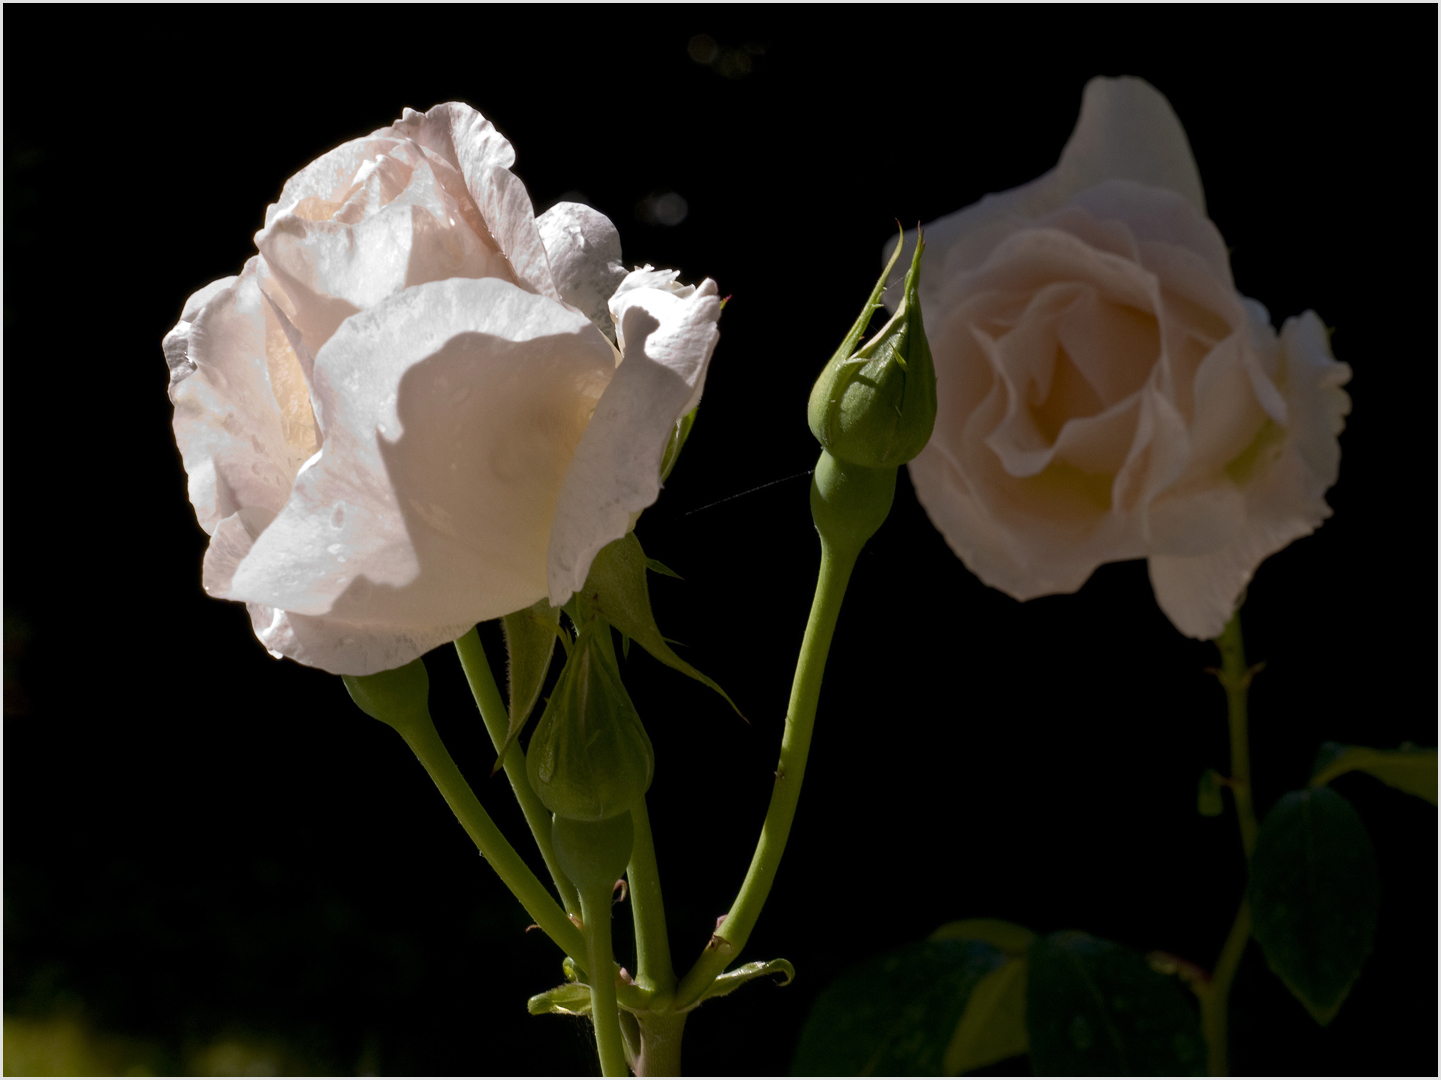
[4,8,1435,1076]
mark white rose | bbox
[892,77,1351,639]
[163,103,720,675]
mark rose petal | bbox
[537,201,629,344]
[1148,311,1351,638]
[380,103,561,302]
[224,276,613,628]
[1049,77,1206,215]
[247,603,471,677]
[168,259,320,534]
[886,76,1205,315]
[546,279,722,605]
[256,155,511,357]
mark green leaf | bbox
[685,958,795,1010]
[944,957,1028,1075]
[1309,742,1437,805]
[791,939,1006,1076]
[1026,931,1205,1076]
[494,599,561,772]
[527,980,593,1017]
[659,407,698,483]
[930,918,1035,958]
[581,533,742,718]
[1197,769,1225,817]
[1249,787,1380,1024]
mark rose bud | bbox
[526,620,654,822]
[808,232,937,470]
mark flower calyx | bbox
[342,657,430,733]
[808,229,936,470]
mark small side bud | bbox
[342,658,430,731]
[526,620,655,822]
[808,231,936,469]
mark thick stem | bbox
[675,535,859,1008]
[635,1012,687,1077]
[628,796,676,997]
[1202,899,1251,1077]
[454,627,581,916]
[384,709,586,961]
[579,884,630,1078]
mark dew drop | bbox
[327,543,343,555]
[331,504,346,528]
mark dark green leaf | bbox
[944,957,1028,1075]
[792,939,1005,1076]
[582,533,742,718]
[1197,769,1225,817]
[1026,931,1204,1076]
[1309,743,1437,805]
[494,600,561,771]
[930,918,1035,958]
[1249,787,1379,1024]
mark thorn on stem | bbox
[706,933,734,955]
[569,914,584,930]
[613,879,629,904]
[524,923,541,933]
[714,914,729,931]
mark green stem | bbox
[635,1012,687,1077]
[1202,610,1259,1077]
[455,627,581,917]
[578,883,630,1078]
[1214,614,1258,858]
[1202,899,1251,1077]
[675,534,859,1008]
[628,796,676,997]
[384,707,586,962]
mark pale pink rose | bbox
[163,103,720,675]
[891,77,1351,639]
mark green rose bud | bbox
[526,619,655,822]
[808,232,936,469]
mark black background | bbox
[5,9,1436,1077]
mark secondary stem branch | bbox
[455,627,581,917]
[387,708,586,962]
[675,537,858,1008]
[628,796,676,996]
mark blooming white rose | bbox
[890,77,1351,639]
[163,103,720,675]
